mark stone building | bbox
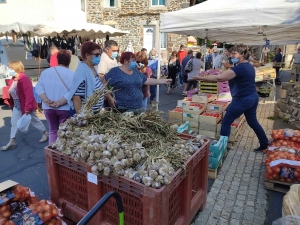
[86,0,194,60]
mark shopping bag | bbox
[17,114,31,133]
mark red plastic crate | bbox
[45,136,209,225]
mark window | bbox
[160,32,167,49]
[104,0,117,7]
[152,0,165,6]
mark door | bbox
[143,26,155,51]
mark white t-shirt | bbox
[293,53,300,64]
[188,59,204,79]
[97,52,118,75]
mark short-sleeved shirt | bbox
[188,59,204,79]
[293,53,300,64]
[97,52,118,75]
[50,52,58,67]
[229,62,257,98]
[105,67,147,109]
[74,74,104,111]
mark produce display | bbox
[264,129,300,183]
[189,103,204,109]
[173,108,183,113]
[51,90,206,189]
[0,184,62,225]
[202,112,221,118]
[199,69,222,76]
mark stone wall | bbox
[275,82,300,129]
[86,0,189,55]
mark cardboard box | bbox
[168,109,183,123]
[217,117,245,134]
[216,123,244,142]
[199,122,217,132]
[198,129,217,139]
[183,104,205,115]
[183,113,199,123]
[177,100,191,107]
[209,136,228,158]
[192,94,208,103]
[207,104,224,112]
[0,180,18,205]
[199,111,222,124]
[218,93,232,102]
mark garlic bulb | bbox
[133,153,141,162]
[151,181,162,189]
[94,151,102,159]
[163,175,172,185]
[116,150,125,160]
[114,161,123,171]
[159,166,168,176]
[91,165,98,175]
[97,162,103,171]
[142,177,153,187]
[149,170,158,180]
[103,150,111,157]
[155,175,164,183]
[103,166,110,176]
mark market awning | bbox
[160,0,300,45]
[34,21,130,39]
[0,22,40,37]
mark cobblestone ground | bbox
[195,92,276,225]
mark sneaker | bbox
[290,80,294,83]
[253,146,268,152]
[182,92,186,96]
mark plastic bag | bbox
[17,114,31,133]
[272,215,300,225]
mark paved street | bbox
[0,69,295,224]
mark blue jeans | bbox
[117,106,145,115]
[220,93,268,147]
[150,85,157,101]
[179,70,183,85]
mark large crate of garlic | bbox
[45,135,209,225]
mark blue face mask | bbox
[8,69,16,76]
[92,55,101,65]
[111,52,118,59]
[214,53,218,56]
[231,58,239,64]
[129,61,136,70]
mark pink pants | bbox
[44,109,70,145]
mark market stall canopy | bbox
[35,21,130,39]
[0,22,40,37]
[160,0,300,45]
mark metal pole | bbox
[203,39,207,71]
[155,29,162,110]
[77,191,124,225]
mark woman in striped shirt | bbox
[68,42,103,113]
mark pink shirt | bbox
[50,52,58,67]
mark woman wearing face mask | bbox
[67,42,104,113]
[104,52,171,114]
[190,45,269,152]
[167,51,181,95]
[1,61,48,150]
[135,51,152,110]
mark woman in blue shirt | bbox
[104,52,171,114]
[190,45,268,152]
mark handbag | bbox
[185,58,193,73]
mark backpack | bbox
[185,58,193,73]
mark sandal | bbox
[0,143,17,151]
[39,131,49,143]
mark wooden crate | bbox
[264,180,292,193]
[199,112,222,125]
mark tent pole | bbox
[155,30,162,111]
[203,38,207,71]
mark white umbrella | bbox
[35,21,129,39]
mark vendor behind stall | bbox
[189,44,269,152]
[104,52,171,114]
